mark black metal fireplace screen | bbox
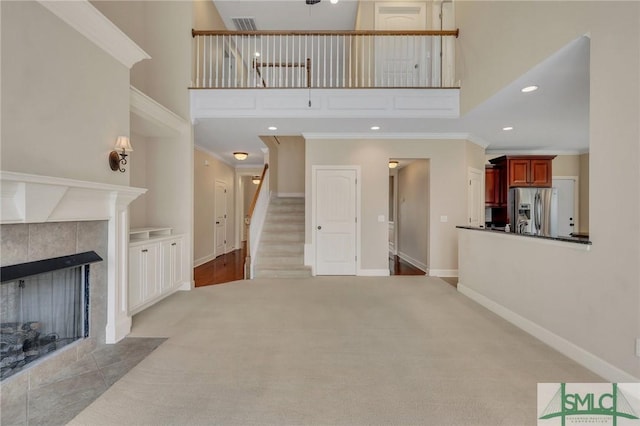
[0,251,102,380]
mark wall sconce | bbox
[233,152,248,161]
[109,136,133,172]
[252,176,261,185]
[388,161,399,169]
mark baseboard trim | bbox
[458,283,640,383]
[357,269,390,277]
[396,251,427,272]
[193,253,216,268]
[278,192,305,198]
[428,269,458,277]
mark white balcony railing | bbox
[191,30,459,89]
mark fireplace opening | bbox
[0,251,102,381]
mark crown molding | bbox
[485,149,589,156]
[302,132,490,149]
[194,145,233,167]
[38,0,150,69]
[130,86,189,136]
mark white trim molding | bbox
[191,88,459,120]
[458,283,639,383]
[358,269,391,277]
[428,269,458,277]
[278,192,305,198]
[130,86,189,137]
[397,251,427,272]
[1,172,147,344]
[38,0,150,69]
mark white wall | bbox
[305,138,485,273]
[277,136,305,196]
[397,160,429,271]
[94,0,194,284]
[456,1,640,379]
[193,148,236,265]
[1,1,129,185]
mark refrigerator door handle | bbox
[534,193,542,232]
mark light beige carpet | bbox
[69,276,602,425]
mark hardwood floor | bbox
[389,255,425,276]
[194,244,246,287]
[195,248,435,284]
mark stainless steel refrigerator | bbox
[508,187,558,237]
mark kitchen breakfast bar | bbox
[453,226,633,380]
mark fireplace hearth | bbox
[0,251,102,380]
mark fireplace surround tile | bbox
[29,345,99,391]
[0,372,28,425]
[28,222,78,262]
[0,224,29,267]
[27,370,108,425]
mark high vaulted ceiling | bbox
[196,1,590,166]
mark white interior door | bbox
[468,168,483,227]
[215,181,227,256]
[553,178,577,236]
[315,169,357,275]
[375,2,428,87]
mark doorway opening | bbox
[389,159,429,276]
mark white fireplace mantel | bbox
[1,171,147,343]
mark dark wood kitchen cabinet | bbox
[485,166,503,207]
[490,155,555,188]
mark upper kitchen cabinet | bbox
[485,165,505,207]
[489,155,556,188]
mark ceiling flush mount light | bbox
[388,161,399,169]
[252,176,261,185]
[502,126,514,131]
[330,0,339,4]
[268,126,277,131]
[233,152,249,161]
[371,126,380,130]
[521,85,539,93]
[109,136,133,173]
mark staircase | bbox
[254,197,312,278]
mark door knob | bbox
[317,226,322,230]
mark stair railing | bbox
[245,164,270,279]
[191,29,459,89]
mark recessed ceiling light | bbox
[521,85,538,93]
[371,126,380,130]
[255,52,261,57]
[268,126,277,130]
[330,0,339,4]
[503,126,514,131]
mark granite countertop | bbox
[456,226,592,245]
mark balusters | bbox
[191,31,456,89]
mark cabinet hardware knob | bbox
[142,249,148,253]
[171,243,177,246]
[317,226,322,230]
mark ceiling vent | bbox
[232,17,257,31]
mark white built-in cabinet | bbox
[129,227,185,315]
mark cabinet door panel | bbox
[530,159,552,187]
[160,241,172,293]
[509,159,530,187]
[128,249,144,311]
[171,239,184,287]
[485,168,497,205]
[144,245,159,301]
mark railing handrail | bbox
[193,29,459,38]
[247,164,269,221]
